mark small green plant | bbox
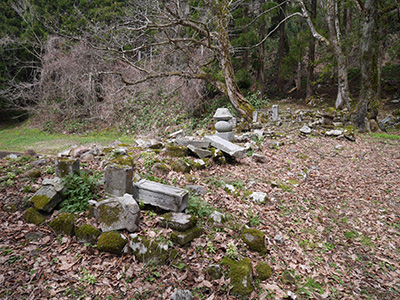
[248,208,262,227]
[60,172,100,213]
[226,242,238,259]
[206,241,216,254]
[187,194,214,218]
[344,230,359,240]
[80,267,97,285]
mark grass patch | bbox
[369,133,400,140]
[0,123,136,154]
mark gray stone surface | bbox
[213,108,233,121]
[209,211,225,223]
[158,212,197,231]
[185,184,207,195]
[300,125,312,134]
[215,131,234,142]
[205,135,245,158]
[30,185,63,213]
[94,194,140,232]
[132,179,189,212]
[253,129,264,140]
[272,105,280,122]
[252,153,267,164]
[215,121,233,132]
[325,129,343,136]
[42,177,64,192]
[170,289,193,300]
[55,158,80,178]
[250,192,268,204]
[187,144,212,159]
[175,138,210,149]
[104,164,133,197]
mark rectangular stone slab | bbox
[204,135,245,158]
[132,179,189,212]
[175,139,211,149]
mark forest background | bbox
[1,0,399,133]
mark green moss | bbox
[241,228,267,254]
[23,207,46,225]
[256,262,272,281]
[97,231,127,254]
[109,155,134,167]
[165,145,189,157]
[75,223,101,244]
[171,160,192,173]
[171,227,203,246]
[281,270,296,285]
[130,234,177,265]
[207,264,223,280]
[159,212,198,231]
[151,162,170,174]
[48,213,76,236]
[221,257,254,297]
[55,158,79,178]
[210,148,227,164]
[30,194,51,211]
[97,203,123,227]
[2,203,18,213]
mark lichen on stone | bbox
[48,213,76,236]
[97,203,123,227]
[256,261,272,281]
[165,145,189,157]
[171,159,192,173]
[241,228,267,254]
[97,231,127,254]
[171,227,203,246]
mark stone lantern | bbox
[213,108,234,141]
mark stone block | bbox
[132,179,189,212]
[94,194,140,232]
[204,135,245,158]
[175,138,210,149]
[187,144,212,158]
[30,185,63,213]
[55,158,80,178]
[104,164,133,197]
[158,212,197,231]
[215,131,234,142]
[171,227,203,246]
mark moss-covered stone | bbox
[97,231,127,254]
[207,264,223,280]
[158,212,198,231]
[48,213,76,236]
[129,234,177,265]
[75,223,101,244]
[165,145,189,157]
[30,186,63,213]
[23,169,41,178]
[109,155,134,167]
[210,148,227,164]
[281,270,296,285]
[189,159,206,170]
[151,162,170,175]
[171,159,192,173]
[55,158,80,178]
[221,257,254,297]
[97,201,124,227]
[256,262,273,281]
[171,227,203,246]
[241,228,267,254]
[23,207,46,225]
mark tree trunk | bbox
[327,0,350,110]
[306,0,317,99]
[353,0,379,131]
[258,21,265,99]
[214,0,254,122]
[277,0,288,91]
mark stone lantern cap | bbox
[213,108,233,121]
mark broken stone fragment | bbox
[104,164,133,197]
[185,185,207,196]
[132,179,189,212]
[158,212,197,231]
[30,185,63,213]
[97,231,127,255]
[171,227,203,246]
[241,228,267,254]
[300,125,312,135]
[74,223,101,244]
[205,135,245,159]
[221,257,254,298]
[252,153,267,164]
[209,211,226,224]
[256,262,273,281]
[94,194,140,233]
[55,158,80,178]
[171,159,192,173]
[187,144,212,159]
[48,213,76,236]
[206,264,223,280]
[23,207,47,225]
[129,234,177,265]
[151,162,170,175]
[249,192,268,204]
[165,145,189,157]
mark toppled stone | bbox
[30,185,63,213]
[300,125,312,134]
[55,158,80,178]
[187,144,212,159]
[209,211,226,224]
[74,223,101,244]
[253,129,264,140]
[171,159,192,173]
[30,159,47,167]
[24,231,45,241]
[158,212,197,231]
[94,194,140,232]
[252,153,267,164]
[42,177,64,192]
[129,234,177,265]
[22,169,41,178]
[48,213,76,236]
[249,192,268,204]
[281,271,296,285]
[23,207,46,225]
[69,146,90,158]
[104,164,133,197]
[175,139,210,149]
[97,231,127,255]
[151,162,170,175]
[222,257,254,298]
[211,148,227,164]
[242,228,267,254]
[171,227,203,246]
[165,145,189,157]
[185,185,207,196]
[80,153,94,162]
[207,264,223,280]
[170,289,193,300]
[190,159,206,170]
[256,262,273,281]
[325,129,343,136]
[205,135,245,158]
[133,179,189,212]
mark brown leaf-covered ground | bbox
[0,128,399,299]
